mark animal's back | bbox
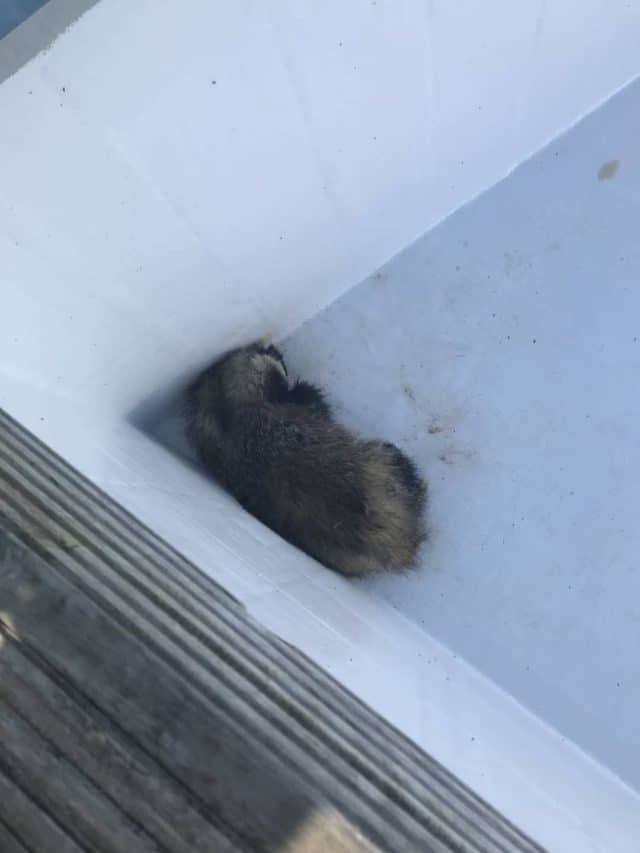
[217,403,425,575]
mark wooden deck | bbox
[0,409,542,852]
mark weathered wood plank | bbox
[0,406,543,853]
[0,648,235,853]
[0,698,163,853]
[0,533,400,852]
[0,410,523,849]
[0,764,84,853]
[0,817,31,853]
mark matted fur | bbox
[185,342,427,576]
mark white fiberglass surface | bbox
[283,77,640,791]
[2,2,640,847]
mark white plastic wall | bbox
[2,0,640,427]
[2,2,640,850]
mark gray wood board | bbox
[0,408,543,852]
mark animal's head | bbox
[220,339,288,405]
[186,339,289,438]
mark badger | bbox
[185,340,426,576]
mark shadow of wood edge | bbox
[0,0,101,85]
[0,407,544,853]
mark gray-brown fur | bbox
[185,341,427,576]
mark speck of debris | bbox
[532,338,537,344]
[211,80,217,85]
[428,421,443,435]
[61,86,66,93]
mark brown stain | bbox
[598,159,620,181]
[402,384,415,402]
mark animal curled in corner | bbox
[185,341,427,576]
